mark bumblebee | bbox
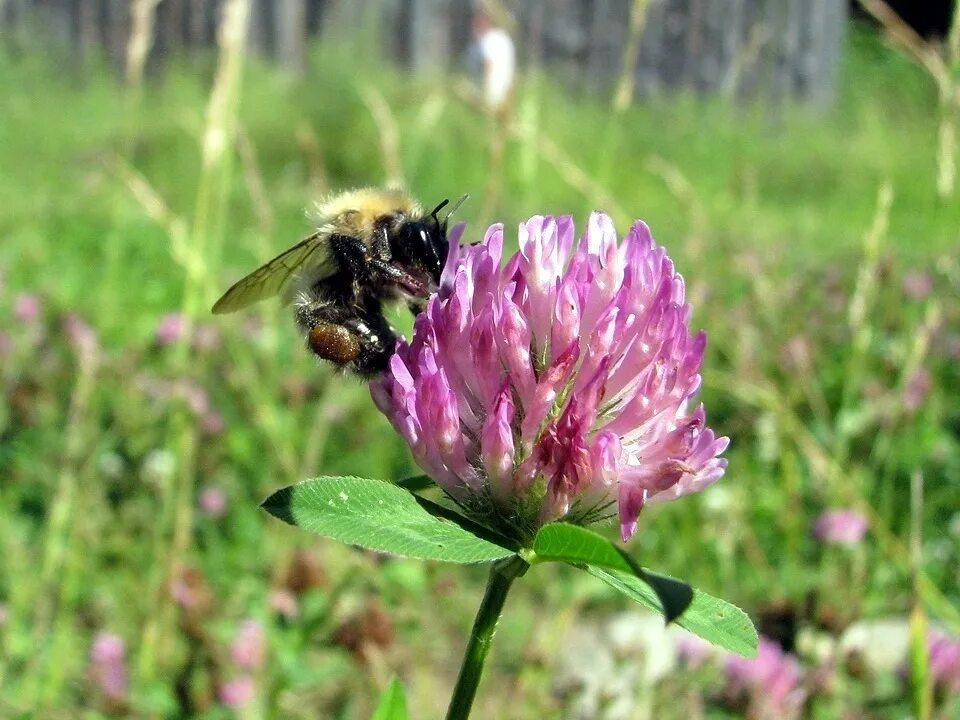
[212,188,462,377]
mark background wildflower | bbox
[673,628,716,669]
[13,292,41,325]
[813,509,869,546]
[155,311,186,346]
[373,214,727,541]
[219,676,255,708]
[903,368,932,415]
[199,485,228,518]
[230,619,265,671]
[725,637,805,719]
[201,410,225,435]
[192,323,222,352]
[929,631,960,694]
[268,589,299,620]
[89,632,128,703]
[169,567,213,614]
[63,313,99,359]
[902,269,933,300]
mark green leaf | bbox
[588,565,758,657]
[412,494,521,552]
[395,475,434,492]
[371,677,408,720]
[394,477,521,551]
[533,523,692,622]
[262,476,515,563]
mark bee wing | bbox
[212,232,333,314]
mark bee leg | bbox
[328,233,426,297]
[296,299,362,366]
[369,221,392,260]
[295,298,396,377]
[346,312,398,377]
[367,258,430,297]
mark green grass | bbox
[0,24,958,719]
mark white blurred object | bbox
[471,15,515,111]
[838,617,910,672]
[607,612,677,684]
[795,626,836,666]
[554,611,678,720]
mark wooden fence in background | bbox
[0,0,848,104]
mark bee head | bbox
[391,216,448,285]
[388,196,466,287]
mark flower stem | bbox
[445,555,528,720]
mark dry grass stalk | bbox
[126,0,161,87]
[646,153,707,255]
[516,123,628,226]
[114,158,191,262]
[847,182,893,335]
[296,122,332,198]
[359,84,406,188]
[613,0,650,112]
[479,112,508,228]
[858,0,959,198]
[237,128,275,236]
[722,22,770,96]
[199,0,252,173]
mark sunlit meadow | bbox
[1,17,959,720]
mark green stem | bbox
[445,556,528,720]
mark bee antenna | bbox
[429,199,450,222]
[441,194,469,229]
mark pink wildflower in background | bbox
[193,323,222,352]
[725,637,805,719]
[14,293,41,325]
[201,410,225,435]
[929,631,960,694]
[673,629,716,669]
[155,312,186,345]
[90,632,128,703]
[372,213,727,541]
[219,676,255,708]
[199,486,228,518]
[63,313,99,359]
[902,270,933,300]
[169,567,209,610]
[812,509,868,546]
[903,368,932,415]
[181,382,210,416]
[269,588,299,619]
[230,619,265,670]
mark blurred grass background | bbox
[0,12,959,720]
